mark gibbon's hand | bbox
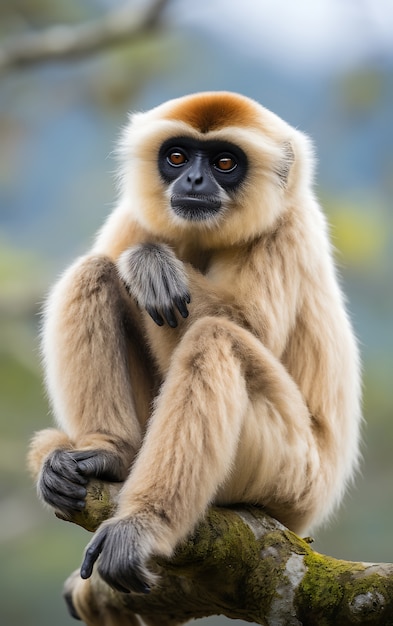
[117,243,190,328]
[39,449,126,515]
[80,517,154,594]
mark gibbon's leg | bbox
[80,316,318,594]
[28,255,156,517]
[64,571,141,625]
[141,617,186,626]
[65,571,185,626]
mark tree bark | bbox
[60,479,393,625]
[0,0,170,71]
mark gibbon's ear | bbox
[276,141,295,188]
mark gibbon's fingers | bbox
[117,243,189,327]
[162,307,178,328]
[174,295,190,319]
[146,307,165,327]
[72,449,127,482]
[146,299,190,327]
[80,526,108,580]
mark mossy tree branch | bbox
[61,480,393,625]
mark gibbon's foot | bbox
[117,243,191,328]
[39,448,126,516]
[81,517,157,594]
[63,587,82,621]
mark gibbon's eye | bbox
[214,154,237,172]
[167,150,188,167]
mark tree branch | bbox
[61,479,393,625]
[0,0,170,71]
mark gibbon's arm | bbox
[28,213,156,508]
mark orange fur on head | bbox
[112,92,314,250]
[161,91,262,133]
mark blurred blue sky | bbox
[170,0,393,72]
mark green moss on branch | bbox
[61,480,393,625]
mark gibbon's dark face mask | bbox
[158,137,248,221]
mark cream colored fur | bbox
[28,92,362,625]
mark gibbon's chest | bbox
[174,241,241,281]
[173,242,212,275]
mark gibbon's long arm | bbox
[29,216,160,511]
[28,255,148,513]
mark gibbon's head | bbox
[118,92,315,248]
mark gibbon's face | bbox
[120,92,313,247]
[158,137,248,222]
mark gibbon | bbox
[28,91,362,624]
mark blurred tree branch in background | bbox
[0,0,170,71]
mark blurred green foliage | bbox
[339,68,386,114]
[328,200,387,267]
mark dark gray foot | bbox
[63,587,81,621]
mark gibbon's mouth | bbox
[170,194,222,221]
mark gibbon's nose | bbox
[188,173,203,187]
[186,157,205,191]
[175,157,218,197]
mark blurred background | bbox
[0,1,392,624]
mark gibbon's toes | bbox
[63,589,82,621]
[98,554,152,595]
[80,526,108,580]
[72,449,127,482]
[99,562,151,595]
[39,453,88,514]
[48,449,88,485]
[40,486,86,514]
[81,519,153,594]
[39,467,87,503]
